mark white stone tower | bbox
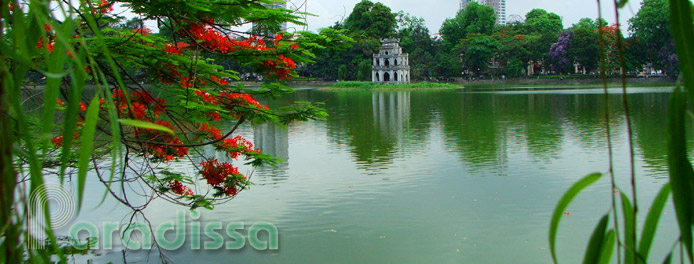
[372,38,410,84]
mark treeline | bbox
[302,0,677,81]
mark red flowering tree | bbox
[0,1,351,261]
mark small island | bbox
[330,81,462,90]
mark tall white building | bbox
[460,0,506,25]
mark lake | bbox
[68,85,684,263]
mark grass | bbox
[329,81,462,89]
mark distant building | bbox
[460,0,475,9]
[372,39,410,84]
[460,0,507,25]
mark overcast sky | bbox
[290,0,642,34]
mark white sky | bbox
[293,0,642,34]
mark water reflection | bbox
[372,91,411,137]
[314,88,680,176]
[253,122,290,183]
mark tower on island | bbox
[372,38,410,84]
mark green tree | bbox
[439,2,496,49]
[524,9,563,64]
[567,18,600,73]
[494,24,532,76]
[345,0,397,38]
[357,60,372,81]
[396,12,435,80]
[505,57,525,77]
[628,0,678,75]
[461,34,500,75]
[338,64,349,80]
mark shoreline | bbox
[20,77,674,90]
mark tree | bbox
[628,0,678,75]
[357,60,372,81]
[439,2,496,49]
[505,57,525,77]
[396,12,435,80]
[338,65,349,80]
[524,9,563,63]
[493,24,532,75]
[345,0,397,39]
[461,34,500,75]
[566,18,600,73]
[549,32,573,74]
[1,0,347,261]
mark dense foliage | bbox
[308,0,678,81]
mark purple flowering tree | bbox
[658,39,680,77]
[549,32,573,74]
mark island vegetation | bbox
[331,81,461,89]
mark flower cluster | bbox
[549,33,571,73]
[169,180,194,196]
[218,135,258,159]
[263,55,297,80]
[200,159,248,196]
[113,89,166,119]
[138,120,188,162]
[194,89,219,105]
[162,21,300,82]
[164,42,190,55]
[218,91,268,110]
[199,123,222,140]
[51,132,79,148]
[183,23,269,54]
[95,0,113,14]
[112,89,186,161]
[36,24,55,52]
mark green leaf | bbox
[549,172,603,263]
[76,97,101,213]
[669,0,694,104]
[621,192,637,264]
[666,86,694,262]
[598,229,616,264]
[638,183,672,263]
[118,119,175,135]
[617,0,629,8]
[662,252,672,264]
[583,214,609,264]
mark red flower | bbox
[200,123,222,140]
[51,136,64,147]
[200,159,240,187]
[169,180,194,195]
[211,75,228,85]
[133,28,151,36]
[165,43,183,55]
[97,0,113,13]
[207,111,221,121]
[290,44,299,50]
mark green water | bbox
[71,85,684,263]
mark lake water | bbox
[67,85,685,263]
